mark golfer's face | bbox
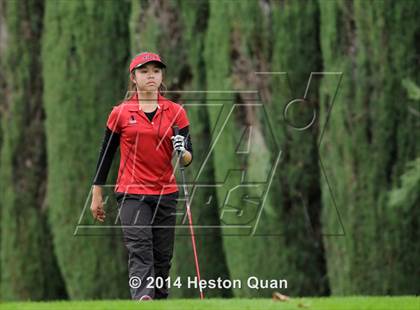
[133,63,163,92]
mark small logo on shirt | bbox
[129,115,137,124]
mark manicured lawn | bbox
[1,296,419,310]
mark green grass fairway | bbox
[0,297,419,310]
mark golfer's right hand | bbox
[90,197,106,222]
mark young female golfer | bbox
[90,52,193,301]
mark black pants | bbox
[116,191,179,300]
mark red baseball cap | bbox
[129,52,166,72]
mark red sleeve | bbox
[106,106,122,133]
[176,105,190,129]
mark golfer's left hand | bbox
[171,134,186,155]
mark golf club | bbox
[172,125,204,300]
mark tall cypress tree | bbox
[268,0,328,295]
[204,0,278,297]
[204,0,327,297]
[42,0,130,298]
[176,0,233,298]
[0,0,66,300]
[203,0,249,298]
[130,0,231,298]
[319,0,420,294]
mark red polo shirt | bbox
[106,92,189,195]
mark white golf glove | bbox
[171,134,186,156]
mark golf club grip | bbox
[172,125,183,160]
[173,125,179,136]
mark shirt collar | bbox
[126,92,168,111]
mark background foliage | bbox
[0,0,418,301]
